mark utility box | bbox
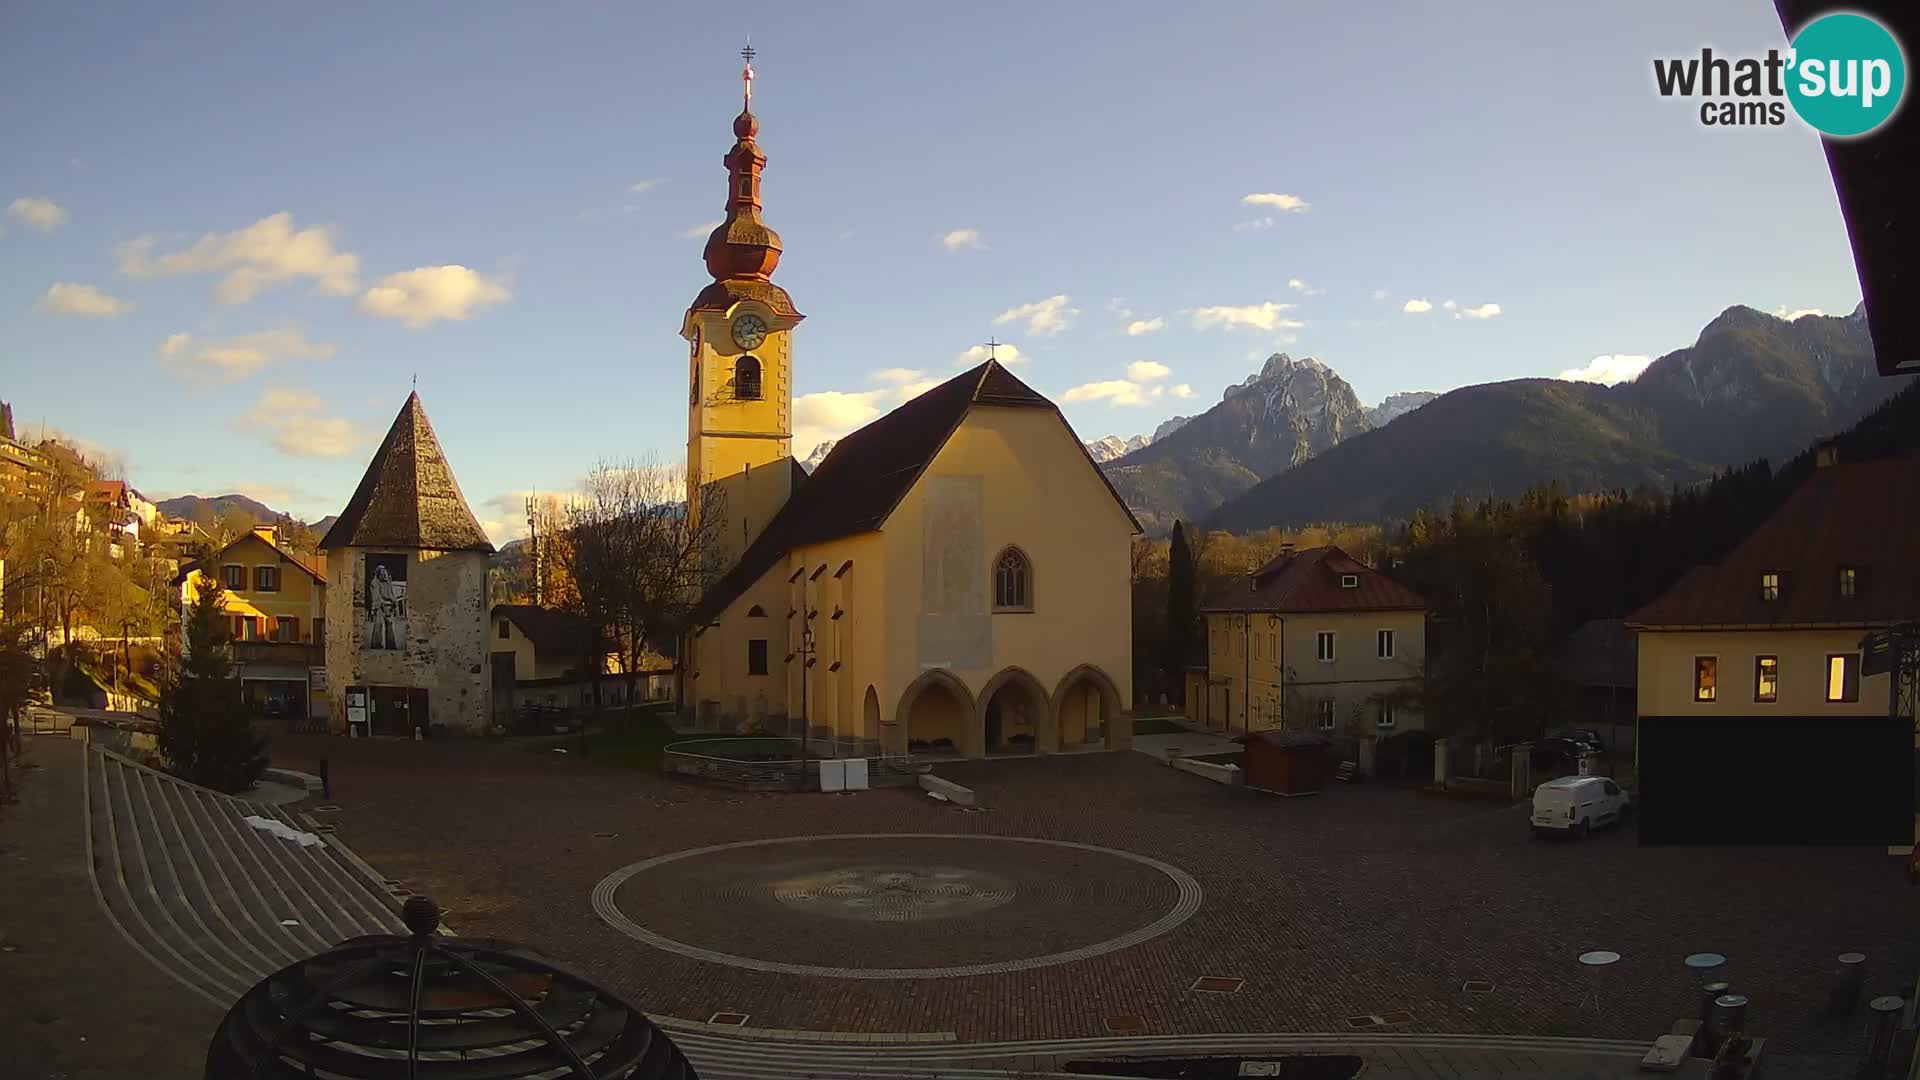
[818,759,846,792]
[843,758,870,791]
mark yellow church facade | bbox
[678,54,1136,758]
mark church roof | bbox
[691,359,1138,624]
[318,392,495,553]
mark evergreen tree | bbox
[158,576,267,792]
[1164,520,1197,702]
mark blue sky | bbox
[1,2,1866,540]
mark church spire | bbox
[703,44,782,283]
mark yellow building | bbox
[1629,452,1914,727]
[177,526,328,723]
[1194,546,1428,738]
[679,62,1138,758]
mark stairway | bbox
[83,746,408,1009]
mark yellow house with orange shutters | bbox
[678,70,1137,758]
[177,526,328,723]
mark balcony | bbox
[232,640,323,667]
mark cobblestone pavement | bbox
[272,735,1918,1055]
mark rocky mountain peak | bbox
[1085,433,1152,463]
[800,440,837,473]
[1368,391,1440,428]
[1152,415,1194,441]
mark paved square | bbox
[271,735,1918,1053]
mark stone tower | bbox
[682,47,805,574]
[318,392,495,736]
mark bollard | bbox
[1867,996,1904,1067]
[1699,981,1731,1023]
[1828,952,1867,1016]
[1697,981,1731,1057]
[319,758,330,800]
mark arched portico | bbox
[894,668,976,758]
[977,667,1052,756]
[1052,664,1127,751]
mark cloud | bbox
[1242,193,1309,212]
[1773,305,1826,320]
[1402,298,1434,314]
[1190,302,1302,332]
[956,342,1027,367]
[630,178,663,194]
[1232,217,1276,233]
[992,294,1078,336]
[1456,302,1502,320]
[940,228,984,251]
[1558,354,1653,385]
[792,369,942,452]
[159,328,336,380]
[1062,379,1167,407]
[359,265,509,328]
[1370,288,1388,301]
[116,212,360,303]
[38,282,130,318]
[678,220,722,239]
[1125,317,1165,336]
[1442,299,1457,311]
[1107,299,1134,319]
[1170,383,1195,399]
[1287,277,1325,296]
[234,388,369,458]
[9,197,68,231]
[1126,360,1171,382]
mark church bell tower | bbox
[683,45,804,573]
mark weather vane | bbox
[741,41,756,107]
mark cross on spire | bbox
[741,42,756,108]
[983,337,1002,361]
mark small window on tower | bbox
[735,356,762,400]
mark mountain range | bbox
[1200,304,1900,532]
[154,493,334,538]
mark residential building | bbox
[319,393,495,737]
[87,479,158,557]
[489,604,673,729]
[1628,450,1918,728]
[1193,546,1428,739]
[176,525,328,724]
[679,67,1137,758]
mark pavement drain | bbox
[707,1012,750,1026]
[1104,1014,1148,1034]
[1189,976,1246,993]
[593,831,619,839]
[1343,1015,1382,1029]
[1378,1010,1415,1025]
[311,804,343,813]
[310,824,338,834]
[1462,979,1496,993]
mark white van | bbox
[1530,776,1629,839]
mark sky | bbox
[0,3,1868,542]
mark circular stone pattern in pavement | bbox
[592,834,1202,979]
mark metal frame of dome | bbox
[205,896,698,1079]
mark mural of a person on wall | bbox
[365,554,408,650]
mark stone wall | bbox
[325,546,491,734]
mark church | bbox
[679,54,1138,759]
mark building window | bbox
[237,616,261,642]
[1377,629,1395,660]
[747,638,769,676]
[734,355,762,400]
[993,547,1032,611]
[254,565,279,592]
[1316,699,1337,731]
[313,618,325,648]
[1316,630,1336,662]
[1340,574,1359,589]
[747,604,768,617]
[274,617,298,643]
[1759,572,1779,601]
[222,564,245,590]
[1376,700,1396,730]
[1754,656,1778,703]
[1693,656,1717,702]
[1838,566,1857,598]
[498,619,510,640]
[1826,653,1860,703]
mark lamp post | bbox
[797,618,817,790]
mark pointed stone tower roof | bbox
[318,392,494,553]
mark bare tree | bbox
[556,459,727,724]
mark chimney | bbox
[1815,440,1840,468]
[1279,542,1295,557]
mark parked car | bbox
[1531,775,1631,839]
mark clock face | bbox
[731,313,768,350]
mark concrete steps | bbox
[83,746,407,1009]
